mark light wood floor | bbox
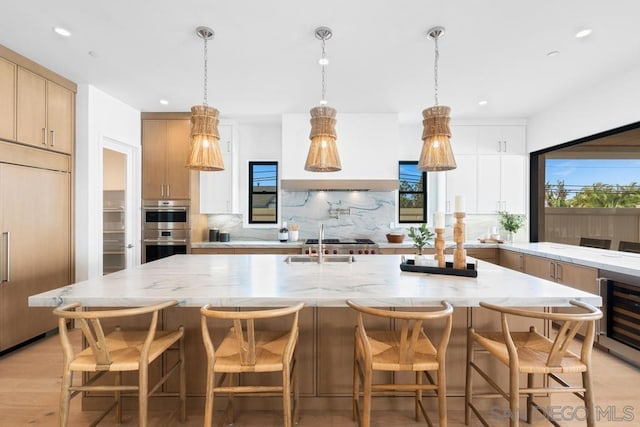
[0,330,638,426]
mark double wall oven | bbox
[142,200,190,263]
[599,270,640,366]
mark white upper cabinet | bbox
[445,124,527,214]
[476,125,526,154]
[199,124,237,213]
[450,125,478,155]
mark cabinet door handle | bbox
[1,232,10,283]
[502,141,507,152]
[42,128,47,146]
[497,141,501,152]
[166,184,170,197]
[556,263,563,281]
[161,184,165,197]
[50,130,55,147]
[549,262,555,279]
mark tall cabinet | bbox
[0,44,75,351]
[141,115,191,200]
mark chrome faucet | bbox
[318,223,324,264]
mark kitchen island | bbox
[29,254,600,411]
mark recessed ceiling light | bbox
[318,57,329,65]
[546,50,560,57]
[53,27,71,37]
[478,100,488,106]
[159,99,169,105]
[88,51,98,58]
[575,28,592,39]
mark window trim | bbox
[248,161,278,224]
[398,160,427,224]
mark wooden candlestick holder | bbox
[435,228,445,268]
[453,212,466,269]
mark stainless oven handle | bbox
[598,277,609,336]
[143,239,188,244]
[143,207,188,211]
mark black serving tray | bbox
[400,259,478,278]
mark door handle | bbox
[161,184,165,197]
[127,244,135,249]
[556,263,563,281]
[50,130,56,147]
[42,128,47,146]
[549,262,555,279]
[502,141,507,152]
[497,141,501,152]
[1,232,10,282]
[166,184,170,197]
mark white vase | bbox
[289,230,299,242]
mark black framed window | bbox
[398,161,427,223]
[249,161,278,224]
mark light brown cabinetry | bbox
[499,249,524,271]
[142,119,191,200]
[16,67,73,154]
[0,157,71,350]
[0,57,16,141]
[524,254,598,338]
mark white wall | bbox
[528,61,640,153]
[75,85,141,281]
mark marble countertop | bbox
[191,240,498,249]
[29,254,600,309]
[500,242,640,277]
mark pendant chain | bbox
[321,38,327,103]
[203,36,209,106]
[434,36,439,106]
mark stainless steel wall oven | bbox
[599,270,640,367]
[142,200,190,263]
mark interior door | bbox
[102,139,138,274]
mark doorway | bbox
[102,138,138,274]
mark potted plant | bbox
[408,223,435,265]
[498,211,526,243]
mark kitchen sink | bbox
[285,254,355,263]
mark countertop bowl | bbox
[386,233,405,243]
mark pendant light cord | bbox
[203,36,209,106]
[433,35,439,106]
[321,37,327,104]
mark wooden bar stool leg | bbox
[526,373,534,424]
[59,367,72,426]
[509,365,519,427]
[464,328,474,425]
[282,366,292,427]
[415,371,422,421]
[438,366,447,427]
[583,370,596,427]
[225,373,235,425]
[115,372,122,423]
[293,357,300,424]
[204,367,215,427]
[179,334,187,422]
[362,369,372,427]
[352,334,359,422]
[139,366,149,427]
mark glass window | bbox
[398,161,427,223]
[249,161,278,223]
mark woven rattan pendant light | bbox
[305,27,341,172]
[186,26,224,171]
[419,26,456,172]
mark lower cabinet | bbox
[1,157,71,350]
[499,249,524,271]
[520,253,598,339]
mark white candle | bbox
[434,211,445,229]
[455,195,465,213]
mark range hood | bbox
[281,113,400,191]
[281,178,398,191]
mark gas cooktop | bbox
[304,239,376,245]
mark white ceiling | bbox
[2,1,640,123]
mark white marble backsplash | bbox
[206,191,525,242]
